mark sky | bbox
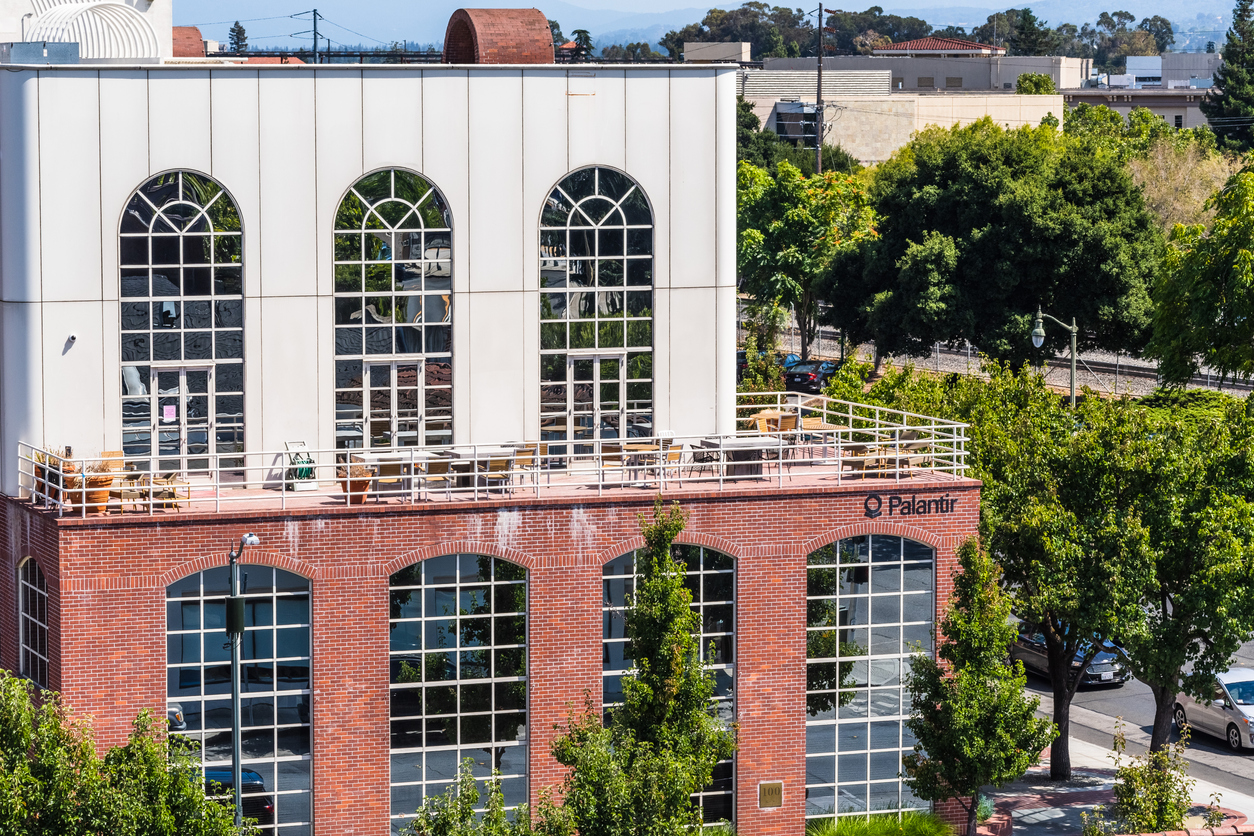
[173,0,1236,51]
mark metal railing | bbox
[16,393,967,518]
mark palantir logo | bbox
[864,493,883,518]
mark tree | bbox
[599,42,665,61]
[1139,15,1176,52]
[902,539,1056,836]
[0,671,252,836]
[549,19,565,46]
[1202,0,1254,150]
[1016,72,1056,93]
[1148,169,1254,384]
[1118,407,1254,751]
[403,759,571,836]
[1010,8,1059,56]
[973,10,1021,49]
[824,7,931,54]
[828,118,1160,366]
[229,21,247,53]
[571,29,593,54]
[737,159,876,362]
[661,2,813,61]
[549,500,737,836]
[1127,134,1238,234]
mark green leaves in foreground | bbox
[0,671,250,836]
[903,540,1056,836]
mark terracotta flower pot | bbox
[84,474,114,514]
[341,477,371,505]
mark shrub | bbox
[805,811,954,836]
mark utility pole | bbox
[815,4,823,174]
[312,8,319,64]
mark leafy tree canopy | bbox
[826,118,1160,365]
[661,2,812,60]
[1202,0,1254,150]
[823,6,932,54]
[599,41,666,61]
[1010,9,1060,56]
[229,21,247,53]
[903,539,1056,836]
[0,672,253,836]
[1063,102,1217,162]
[1016,71,1056,94]
[738,158,876,360]
[735,97,861,176]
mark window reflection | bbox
[335,170,454,450]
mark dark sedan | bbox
[205,768,275,825]
[736,351,801,381]
[1009,627,1131,687]
[785,361,838,393]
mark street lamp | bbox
[1031,306,1079,408]
[226,533,260,829]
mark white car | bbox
[1175,667,1254,751]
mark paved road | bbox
[1022,641,1254,799]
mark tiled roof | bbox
[172,25,204,58]
[875,36,1003,53]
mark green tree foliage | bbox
[973,10,1021,49]
[736,99,863,176]
[661,2,812,60]
[0,672,251,836]
[738,159,876,361]
[549,500,737,836]
[1139,15,1176,52]
[1202,0,1254,150]
[599,42,665,61]
[1010,9,1060,55]
[903,539,1056,836]
[403,759,571,836]
[1016,72,1056,93]
[827,118,1160,366]
[228,21,247,52]
[572,29,593,51]
[548,19,565,46]
[1116,401,1254,750]
[1149,169,1254,384]
[823,7,932,54]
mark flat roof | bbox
[0,62,738,71]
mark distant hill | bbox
[175,0,1236,53]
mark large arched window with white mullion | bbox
[539,167,654,453]
[118,171,244,480]
[333,170,454,451]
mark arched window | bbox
[602,545,734,823]
[18,558,49,687]
[540,167,653,450]
[804,535,935,820]
[389,555,527,831]
[119,171,244,479]
[334,170,453,450]
[166,566,312,835]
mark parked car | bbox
[785,361,838,393]
[1009,626,1131,687]
[1175,667,1254,751]
[736,351,800,381]
[167,702,187,732]
[205,768,276,825]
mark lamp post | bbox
[226,533,260,829]
[1031,306,1079,408]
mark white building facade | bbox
[0,64,740,494]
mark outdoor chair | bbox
[659,440,685,489]
[373,462,411,503]
[479,456,514,494]
[599,443,625,485]
[422,458,454,501]
[151,472,191,511]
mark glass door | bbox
[364,361,423,450]
[570,355,624,455]
[154,367,213,476]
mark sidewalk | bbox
[978,736,1254,836]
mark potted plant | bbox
[43,448,77,508]
[338,464,373,505]
[82,459,116,514]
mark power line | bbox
[186,15,295,27]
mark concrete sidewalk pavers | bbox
[976,737,1253,836]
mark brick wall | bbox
[0,479,980,836]
[442,9,555,65]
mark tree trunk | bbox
[1049,664,1076,780]
[967,794,979,836]
[797,302,811,362]
[1148,682,1177,752]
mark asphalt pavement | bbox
[1021,640,1254,801]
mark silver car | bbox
[1175,667,1254,751]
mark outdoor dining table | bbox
[622,442,660,484]
[448,447,517,489]
[801,419,851,459]
[700,436,767,479]
[351,449,444,500]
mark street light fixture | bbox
[226,533,260,829]
[1031,306,1079,408]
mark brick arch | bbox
[156,551,317,588]
[382,542,536,577]
[799,521,948,557]
[595,530,743,568]
[442,8,554,65]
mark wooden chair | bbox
[659,440,685,489]
[841,443,880,479]
[422,458,454,501]
[373,462,410,503]
[151,472,191,511]
[599,443,625,485]
[478,456,514,494]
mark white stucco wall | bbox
[0,64,739,494]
